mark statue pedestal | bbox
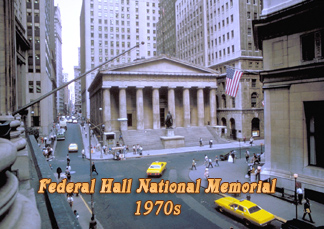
[160,129,185,149]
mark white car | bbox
[72,119,78,124]
[68,143,78,152]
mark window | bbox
[247,12,251,19]
[301,33,315,61]
[222,94,226,108]
[36,81,41,93]
[305,101,324,168]
[29,81,33,93]
[251,79,256,87]
[251,93,257,107]
[232,98,235,108]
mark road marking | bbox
[79,194,92,214]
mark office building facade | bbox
[80,0,160,119]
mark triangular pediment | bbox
[106,55,218,74]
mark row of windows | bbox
[93,0,158,7]
[219,92,259,108]
[94,18,156,28]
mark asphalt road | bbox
[50,123,272,229]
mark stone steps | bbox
[122,126,228,150]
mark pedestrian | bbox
[297,187,304,205]
[82,149,85,159]
[250,136,254,146]
[231,150,235,163]
[209,139,213,148]
[136,144,140,154]
[199,137,203,147]
[119,133,123,141]
[204,155,208,166]
[103,145,106,154]
[245,150,250,163]
[89,216,97,229]
[215,155,219,166]
[49,164,53,170]
[139,145,143,155]
[56,167,62,179]
[67,195,73,208]
[255,167,261,181]
[191,159,197,170]
[67,154,70,166]
[92,162,99,175]
[74,210,79,220]
[67,171,71,182]
[243,137,246,144]
[207,158,213,168]
[133,145,136,154]
[302,198,314,223]
[204,168,209,179]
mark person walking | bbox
[209,139,213,148]
[302,198,314,223]
[204,155,208,166]
[67,195,73,208]
[133,145,136,154]
[74,210,79,220]
[250,136,254,146]
[204,168,209,179]
[191,159,197,170]
[297,187,304,205]
[56,167,62,179]
[92,162,99,175]
[199,137,203,147]
[214,155,219,166]
[207,158,213,168]
[82,149,85,159]
[245,150,250,163]
[231,150,235,163]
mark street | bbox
[45,123,285,228]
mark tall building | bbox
[0,1,41,227]
[26,0,56,135]
[156,0,177,56]
[80,0,159,119]
[54,5,64,115]
[170,0,264,139]
[74,48,82,114]
[254,0,324,197]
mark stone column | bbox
[136,86,144,130]
[183,87,191,127]
[197,87,204,126]
[168,86,176,128]
[209,87,217,126]
[103,87,111,131]
[152,87,160,129]
[119,86,127,131]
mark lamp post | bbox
[89,123,95,224]
[101,124,105,159]
[294,173,298,219]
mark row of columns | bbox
[102,86,217,131]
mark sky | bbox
[54,0,82,81]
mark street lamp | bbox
[294,173,298,219]
[100,124,105,159]
[89,123,95,225]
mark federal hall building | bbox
[88,55,264,148]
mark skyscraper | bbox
[54,6,64,115]
[26,0,56,135]
[80,0,159,119]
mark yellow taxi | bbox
[214,196,275,227]
[68,143,78,152]
[146,161,167,177]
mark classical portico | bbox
[88,55,218,134]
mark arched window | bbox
[222,94,226,108]
[251,92,257,107]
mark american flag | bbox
[225,67,243,97]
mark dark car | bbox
[220,150,236,161]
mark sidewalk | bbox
[188,157,324,227]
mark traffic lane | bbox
[79,156,245,229]
[52,123,84,173]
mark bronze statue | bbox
[165,111,173,129]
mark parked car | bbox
[146,161,167,177]
[214,196,275,227]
